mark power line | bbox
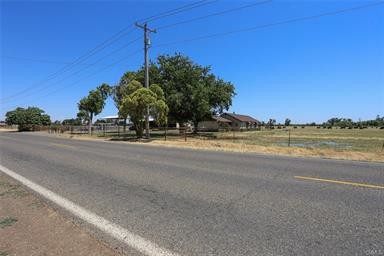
[139,0,218,23]
[4,49,143,109]
[41,49,142,100]
[1,55,132,68]
[1,27,137,102]
[2,28,135,101]
[154,1,384,48]
[2,36,142,104]
[157,0,272,30]
[1,0,218,102]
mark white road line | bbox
[0,164,179,256]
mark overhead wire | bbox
[4,49,143,110]
[1,36,143,104]
[157,0,272,30]
[1,0,218,102]
[153,1,384,48]
[1,55,132,68]
[136,0,217,23]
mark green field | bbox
[90,126,384,154]
[215,127,384,153]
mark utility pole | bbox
[135,22,156,139]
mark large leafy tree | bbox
[112,72,139,131]
[5,107,51,131]
[148,54,236,130]
[119,80,168,138]
[78,84,110,134]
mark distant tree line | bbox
[322,116,384,128]
[261,116,384,129]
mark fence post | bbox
[164,126,167,141]
[288,130,291,147]
[232,128,235,142]
[118,125,120,137]
[184,128,187,142]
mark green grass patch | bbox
[0,217,18,229]
[0,250,9,256]
[0,184,28,198]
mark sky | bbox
[1,0,383,124]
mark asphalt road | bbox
[0,132,383,256]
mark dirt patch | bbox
[0,174,119,256]
[0,129,17,133]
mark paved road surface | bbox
[0,132,383,255]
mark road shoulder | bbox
[0,174,119,256]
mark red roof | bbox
[222,113,259,123]
[212,116,232,123]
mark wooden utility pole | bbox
[135,22,156,139]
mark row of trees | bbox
[76,53,236,137]
[5,107,51,131]
[323,116,384,128]
[261,116,384,128]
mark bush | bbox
[5,107,51,131]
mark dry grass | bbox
[23,129,384,162]
[0,128,17,132]
[149,138,384,162]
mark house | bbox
[197,116,232,131]
[101,115,125,125]
[221,113,259,130]
[101,115,154,126]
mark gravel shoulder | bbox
[0,174,119,256]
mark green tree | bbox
[76,110,89,125]
[267,118,276,128]
[5,107,51,131]
[97,83,112,100]
[119,80,168,138]
[78,87,107,134]
[136,54,235,130]
[112,72,140,131]
[284,118,291,126]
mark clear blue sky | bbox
[1,0,383,124]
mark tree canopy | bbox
[119,80,168,137]
[122,53,236,128]
[78,84,110,133]
[5,107,51,131]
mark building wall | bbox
[197,121,219,131]
[221,114,245,129]
[221,113,258,130]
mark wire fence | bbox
[2,124,383,153]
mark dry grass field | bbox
[8,126,382,162]
[148,127,384,162]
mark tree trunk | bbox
[123,117,127,133]
[135,121,143,138]
[193,121,199,134]
[88,113,93,134]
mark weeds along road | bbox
[0,132,383,256]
